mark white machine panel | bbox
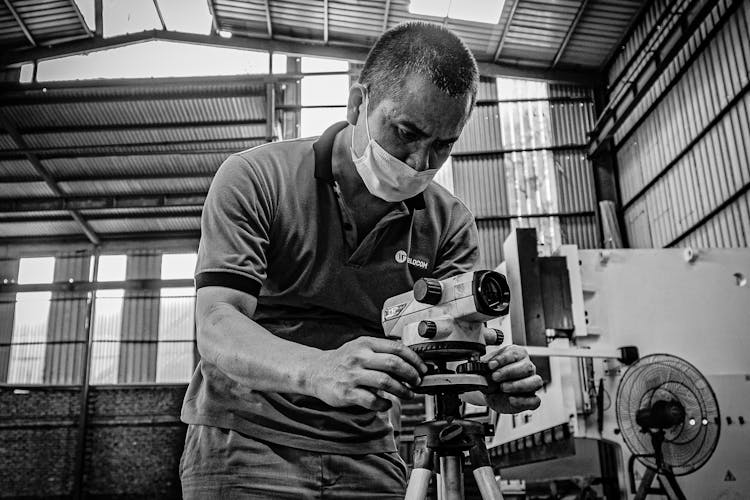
[492,247,750,499]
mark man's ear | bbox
[347,84,365,125]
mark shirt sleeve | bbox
[194,153,276,297]
[432,211,480,279]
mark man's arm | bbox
[196,285,428,412]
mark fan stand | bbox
[628,430,687,500]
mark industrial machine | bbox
[484,228,749,499]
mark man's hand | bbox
[307,336,429,412]
[482,345,543,414]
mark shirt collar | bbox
[312,121,426,211]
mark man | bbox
[180,22,543,499]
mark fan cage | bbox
[615,353,720,476]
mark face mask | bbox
[350,89,437,202]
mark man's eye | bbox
[397,128,419,142]
[435,141,455,152]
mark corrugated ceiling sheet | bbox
[0,181,56,197]
[500,0,581,64]
[0,218,82,237]
[212,0,646,70]
[560,0,643,67]
[0,159,36,178]
[0,0,90,49]
[23,124,268,149]
[0,134,18,150]
[88,216,201,234]
[5,97,267,128]
[59,177,212,196]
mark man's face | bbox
[354,73,473,172]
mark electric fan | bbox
[615,354,720,499]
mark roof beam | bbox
[2,173,214,184]
[382,0,391,32]
[0,30,597,84]
[0,192,207,212]
[3,0,36,47]
[0,231,200,249]
[94,0,102,37]
[493,0,521,61]
[15,119,267,134]
[69,0,93,37]
[551,0,590,68]
[264,0,273,37]
[153,0,167,31]
[0,136,268,159]
[206,0,218,34]
[0,29,370,67]
[0,114,100,245]
[1,208,203,222]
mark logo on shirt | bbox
[395,250,429,269]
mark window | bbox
[7,257,55,384]
[89,255,126,385]
[157,253,197,383]
[299,57,349,138]
[34,42,272,82]
[497,77,561,251]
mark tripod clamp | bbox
[406,392,504,500]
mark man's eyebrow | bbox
[399,120,460,143]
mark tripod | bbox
[627,430,687,500]
[405,390,504,500]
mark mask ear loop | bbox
[362,86,371,140]
[351,85,371,156]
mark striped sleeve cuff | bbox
[195,271,262,297]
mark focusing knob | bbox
[418,320,437,339]
[488,328,504,345]
[455,361,489,375]
[413,278,442,305]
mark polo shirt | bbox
[181,122,479,454]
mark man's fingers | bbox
[362,337,428,375]
[362,353,422,386]
[507,394,541,411]
[495,374,544,394]
[490,358,537,383]
[486,344,530,370]
[355,370,416,400]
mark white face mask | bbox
[350,89,437,203]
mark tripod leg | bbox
[634,467,656,500]
[468,433,504,500]
[405,437,434,500]
[440,455,464,500]
[473,466,503,500]
[659,471,687,500]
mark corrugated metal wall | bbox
[451,78,598,269]
[614,0,750,248]
[44,253,90,384]
[119,252,161,383]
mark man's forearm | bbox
[197,302,321,396]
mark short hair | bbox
[358,22,479,110]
